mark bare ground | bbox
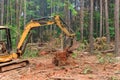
[0,51,120,80]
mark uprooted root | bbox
[52,47,76,66]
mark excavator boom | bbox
[17,15,75,56]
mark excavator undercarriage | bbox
[0,15,75,72]
[0,59,29,72]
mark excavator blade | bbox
[0,59,29,72]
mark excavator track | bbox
[0,59,29,72]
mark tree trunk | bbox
[89,0,94,53]
[80,0,84,42]
[1,0,4,25]
[105,0,110,43]
[24,0,26,27]
[19,0,22,28]
[10,0,12,25]
[114,0,120,56]
[16,0,20,44]
[63,0,71,49]
[64,0,71,27]
[100,0,103,37]
[16,0,19,26]
[6,0,9,25]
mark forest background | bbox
[0,0,120,55]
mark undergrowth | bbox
[22,48,39,59]
[82,66,93,74]
[96,52,115,64]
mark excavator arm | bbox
[16,19,55,56]
[0,15,75,63]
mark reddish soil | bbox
[0,51,120,80]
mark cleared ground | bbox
[0,51,120,80]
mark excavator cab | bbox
[0,26,12,54]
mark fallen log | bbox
[101,49,114,53]
[50,76,75,80]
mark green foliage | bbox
[8,25,21,47]
[77,42,87,52]
[47,0,65,17]
[26,0,41,20]
[97,53,115,64]
[93,11,100,37]
[22,48,38,58]
[94,11,100,21]
[109,3,115,18]
[68,4,77,16]
[108,3,115,39]
[76,31,80,41]
[82,66,92,74]
[71,52,77,58]
[47,0,65,8]
[83,11,89,39]
[109,18,115,38]
[51,12,63,17]
[109,26,115,38]
[109,76,118,80]
[47,0,77,16]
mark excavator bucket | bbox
[0,59,29,72]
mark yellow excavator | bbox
[0,15,75,72]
